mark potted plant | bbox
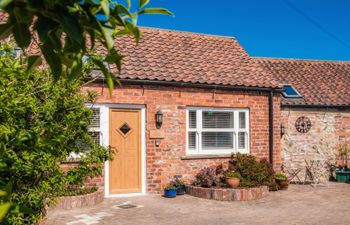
[225,171,242,188]
[275,172,289,190]
[173,177,186,195]
[164,186,177,198]
[336,144,350,182]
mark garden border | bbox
[50,188,104,210]
[186,185,269,201]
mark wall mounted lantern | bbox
[155,111,163,129]
[281,124,285,137]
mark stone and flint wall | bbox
[82,83,281,193]
[281,107,350,179]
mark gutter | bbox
[88,77,283,92]
[281,104,350,109]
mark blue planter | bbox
[164,189,177,198]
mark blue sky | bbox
[136,0,350,61]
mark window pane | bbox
[239,112,246,129]
[189,111,197,128]
[282,85,301,97]
[76,132,100,151]
[90,131,101,145]
[238,132,246,149]
[89,108,100,128]
[202,132,233,149]
[188,132,196,150]
[202,111,233,128]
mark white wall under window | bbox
[186,107,249,155]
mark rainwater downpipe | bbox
[269,89,274,165]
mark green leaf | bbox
[0,23,13,40]
[4,182,12,194]
[57,12,84,46]
[13,23,31,48]
[100,0,110,18]
[19,205,33,214]
[125,22,140,43]
[26,55,42,73]
[126,0,131,9]
[116,4,133,18]
[139,0,150,8]
[89,30,95,50]
[40,45,62,80]
[69,57,83,82]
[139,8,174,16]
[0,190,7,197]
[0,0,12,9]
[105,50,124,71]
[98,23,114,50]
[105,72,114,96]
[0,202,12,220]
[92,59,114,95]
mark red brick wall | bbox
[83,83,281,193]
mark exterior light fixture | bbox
[155,111,163,129]
[281,124,285,137]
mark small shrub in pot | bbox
[275,172,289,190]
[164,186,177,198]
[225,172,242,188]
[173,176,186,195]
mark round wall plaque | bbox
[295,116,312,133]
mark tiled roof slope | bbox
[256,58,350,106]
[108,28,279,89]
[0,10,279,89]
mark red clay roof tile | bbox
[256,57,350,106]
[104,28,280,89]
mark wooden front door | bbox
[109,108,141,194]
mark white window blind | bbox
[202,111,233,128]
[89,108,100,128]
[189,111,197,128]
[88,108,101,146]
[202,132,233,149]
[187,108,249,154]
[239,112,246,129]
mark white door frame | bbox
[86,103,146,198]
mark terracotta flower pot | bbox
[276,179,289,190]
[226,177,240,188]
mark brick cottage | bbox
[78,28,350,196]
[81,29,283,196]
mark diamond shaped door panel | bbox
[119,123,131,135]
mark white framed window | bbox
[87,107,102,146]
[186,107,249,155]
[68,107,102,159]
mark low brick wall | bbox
[50,188,104,210]
[186,185,269,201]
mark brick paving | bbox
[47,183,350,225]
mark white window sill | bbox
[181,154,232,160]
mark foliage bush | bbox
[193,165,225,188]
[0,44,111,224]
[229,153,276,188]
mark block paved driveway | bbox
[47,183,350,225]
